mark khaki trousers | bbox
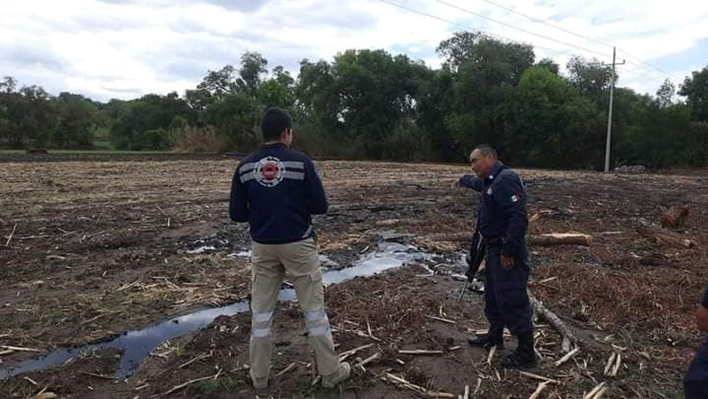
[249,238,340,379]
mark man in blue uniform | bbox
[685,286,708,398]
[230,108,350,390]
[455,145,536,369]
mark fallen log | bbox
[584,382,607,399]
[178,352,212,369]
[425,315,456,324]
[528,291,579,353]
[603,353,616,376]
[160,372,221,396]
[354,352,381,369]
[275,362,297,377]
[554,347,580,367]
[637,225,697,249]
[0,345,44,353]
[5,223,17,247]
[399,349,444,355]
[426,232,593,247]
[661,205,689,228]
[529,381,550,399]
[527,233,593,247]
[339,343,374,360]
[519,371,560,385]
[487,345,496,365]
[381,373,456,398]
[529,210,554,223]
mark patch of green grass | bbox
[174,344,186,357]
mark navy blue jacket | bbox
[686,335,708,398]
[459,161,528,257]
[229,143,327,244]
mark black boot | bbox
[502,332,536,369]
[468,326,504,349]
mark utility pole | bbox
[604,47,625,173]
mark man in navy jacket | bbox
[685,286,708,398]
[456,145,536,369]
[230,108,350,390]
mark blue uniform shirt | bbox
[686,334,708,398]
[459,161,528,257]
[229,143,327,244]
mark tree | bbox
[0,82,55,148]
[204,93,259,151]
[52,92,98,148]
[237,52,268,98]
[415,66,461,160]
[566,56,614,100]
[196,65,238,100]
[437,32,534,85]
[109,93,196,150]
[272,66,294,87]
[606,87,651,166]
[296,51,426,159]
[437,32,535,155]
[185,89,213,114]
[503,67,602,167]
[329,49,425,158]
[679,65,708,122]
[295,59,343,155]
[639,102,693,167]
[296,59,339,124]
[257,66,296,110]
[536,58,559,75]
[656,79,675,108]
[0,76,17,93]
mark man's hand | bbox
[453,179,462,189]
[501,255,515,270]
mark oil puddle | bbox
[186,245,217,254]
[1,241,429,380]
[323,242,428,284]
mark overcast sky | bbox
[1,0,706,102]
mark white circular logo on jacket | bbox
[255,156,285,187]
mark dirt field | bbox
[1,155,706,398]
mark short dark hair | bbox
[261,108,292,141]
[471,144,498,160]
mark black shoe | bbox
[502,333,536,369]
[468,326,504,349]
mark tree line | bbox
[1,31,707,169]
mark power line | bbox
[436,0,612,59]
[379,0,681,85]
[617,49,683,82]
[622,60,667,79]
[478,0,615,49]
[377,0,572,56]
[473,0,682,82]
[612,58,683,85]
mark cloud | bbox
[0,0,706,101]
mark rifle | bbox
[457,232,486,301]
